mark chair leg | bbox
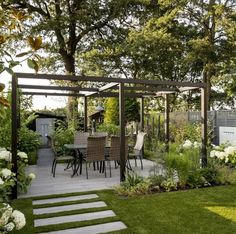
[53,161,57,177]
[86,162,88,179]
[135,157,137,167]
[109,161,111,177]
[51,159,56,173]
[93,162,96,170]
[104,161,107,178]
[140,157,143,170]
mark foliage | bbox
[170,121,201,144]
[97,123,119,136]
[18,127,40,155]
[104,98,140,125]
[0,4,44,74]
[51,120,75,155]
[115,172,151,197]
[160,178,178,192]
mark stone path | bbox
[33,193,127,234]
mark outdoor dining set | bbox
[51,131,146,179]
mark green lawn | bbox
[11,185,236,234]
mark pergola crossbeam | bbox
[18,84,99,92]
[15,73,206,88]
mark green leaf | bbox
[16,51,30,57]
[5,67,14,75]
[27,58,36,69]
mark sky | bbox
[0,62,68,110]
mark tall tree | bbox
[7,0,152,125]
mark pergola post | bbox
[140,97,144,131]
[11,75,18,199]
[84,96,88,132]
[164,94,170,152]
[201,87,208,166]
[119,83,126,182]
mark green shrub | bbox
[160,178,178,192]
[97,123,119,136]
[52,121,75,155]
[115,172,151,197]
[18,127,40,154]
[215,166,236,185]
[186,170,207,188]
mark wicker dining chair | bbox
[129,131,147,170]
[51,141,74,177]
[106,136,130,177]
[84,136,106,179]
[74,132,89,145]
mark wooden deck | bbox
[20,148,159,198]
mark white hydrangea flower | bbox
[183,140,193,149]
[193,141,201,148]
[17,152,28,159]
[210,150,216,158]
[0,204,13,227]
[28,173,36,180]
[224,146,236,156]
[1,169,12,178]
[0,151,12,162]
[3,222,15,232]
[215,151,225,160]
[11,210,26,230]
[0,147,7,151]
[0,177,4,185]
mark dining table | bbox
[64,143,134,177]
[64,144,110,177]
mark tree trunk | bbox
[62,53,79,129]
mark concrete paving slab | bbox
[39,221,127,234]
[34,210,116,227]
[33,201,107,215]
[33,194,99,205]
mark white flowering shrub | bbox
[0,203,26,233]
[182,139,201,150]
[210,144,236,167]
[17,152,36,193]
[0,149,36,200]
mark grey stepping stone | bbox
[33,201,107,215]
[34,210,116,227]
[39,221,127,234]
[33,194,98,205]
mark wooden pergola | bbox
[11,73,207,198]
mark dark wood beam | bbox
[18,84,99,92]
[119,83,126,182]
[164,94,170,152]
[15,73,206,88]
[22,92,85,97]
[201,87,208,166]
[11,75,18,199]
[84,96,88,132]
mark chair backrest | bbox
[74,132,89,145]
[86,136,106,162]
[94,132,108,137]
[109,135,128,161]
[134,131,146,151]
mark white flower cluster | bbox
[0,203,26,232]
[210,145,236,164]
[0,169,12,179]
[17,152,28,161]
[28,173,36,180]
[182,140,201,149]
[0,151,12,162]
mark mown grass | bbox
[11,185,236,234]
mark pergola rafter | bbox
[11,73,208,199]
